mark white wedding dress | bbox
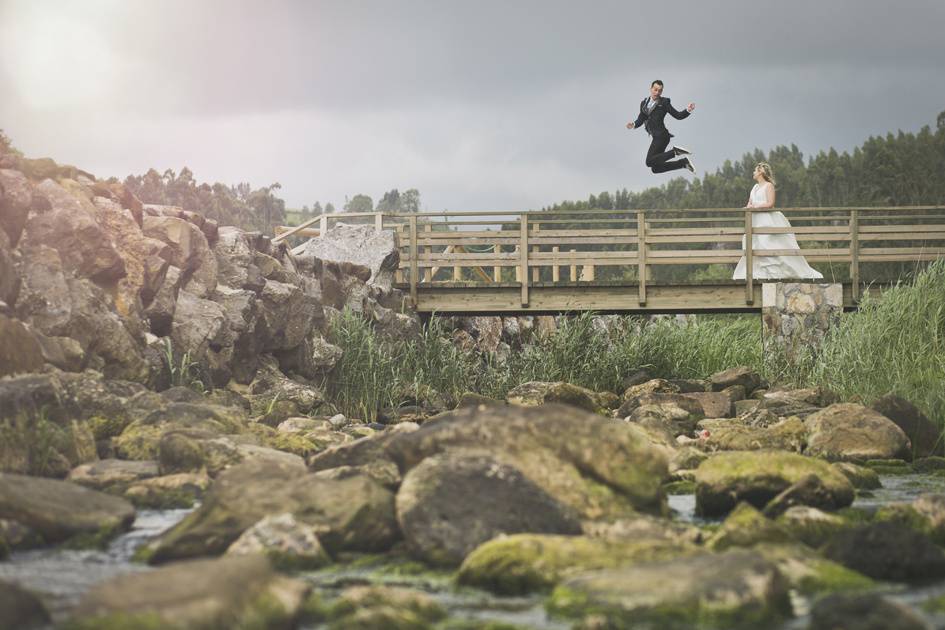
[732,184,823,280]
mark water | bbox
[2,476,944,628]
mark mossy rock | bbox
[875,501,945,546]
[546,549,791,630]
[694,451,854,517]
[326,585,446,630]
[754,544,874,595]
[706,502,794,551]
[864,459,914,475]
[506,381,604,414]
[776,506,854,548]
[88,415,133,441]
[831,462,882,490]
[458,534,699,595]
[914,456,945,473]
[663,480,697,494]
[923,593,945,613]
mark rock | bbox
[547,549,792,630]
[683,391,733,418]
[249,356,324,414]
[707,502,794,550]
[709,366,762,393]
[395,452,582,566]
[0,473,135,546]
[145,265,182,336]
[148,460,396,563]
[875,494,945,546]
[809,593,932,630]
[0,314,44,377]
[628,400,703,436]
[506,381,602,413]
[617,391,704,422]
[823,521,945,582]
[67,459,160,494]
[805,403,911,462]
[694,451,854,517]
[325,585,446,630]
[213,226,265,292]
[226,512,331,570]
[0,231,20,308]
[699,416,807,452]
[457,534,698,595]
[25,179,126,283]
[871,394,944,458]
[114,402,247,461]
[0,168,33,245]
[456,392,503,408]
[142,214,217,297]
[735,399,762,416]
[0,580,50,630]
[762,473,838,518]
[754,544,874,595]
[124,472,210,509]
[158,431,304,477]
[169,289,231,386]
[831,462,882,489]
[255,279,320,351]
[295,223,400,290]
[621,378,680,402]
[68,554,309,630]
[775,505,854,547]
[310,403,671,521]
[667,378,708,393]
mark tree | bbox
[312,201,323,215]
[344,194,373,213]
[401,188,421,213]
[325,202,336,213]
[376,189,401,212]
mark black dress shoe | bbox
[673,146,691,157]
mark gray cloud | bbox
[2,0,944,211]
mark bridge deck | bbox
[275,205,945,315]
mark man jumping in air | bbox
[626,80,696,174]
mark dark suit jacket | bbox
[632,96,690,137]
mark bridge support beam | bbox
[761,282,843,363]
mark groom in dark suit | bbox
[627,80,696,174]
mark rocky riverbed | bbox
[3,149,945,629]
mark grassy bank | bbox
[323,261,945,427]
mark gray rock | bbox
[871,394,944,458]
[709,366,763,393]
[0,579,50,630]
[226,512,331,569]
[810,593,932,630]
[0,168,33,246]
[823,521,945,582]
[806,403,911,462]
[0,314,44,377]
[0,473,135,545]
[396,452,582,566]
[67,459,160,494]
[294,223,400,290]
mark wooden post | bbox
[532,222,540,283]
[552,246,560,282]
[493,243,502,283]
[744,209,754,305]
[637,211,647,305]
[319,213,328,237]
[375,212,383,231]
[408,216,418,307]
[423,224,432,283]
[570,249,577,281]
[850,209,860,301]
[520,214,529,306]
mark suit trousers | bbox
[645,132,687,173]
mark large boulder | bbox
[0,168,33,246]
[699,416,807,452]
[226,512,331,570]
[213,226,265,292]
[709,366,763,393]
[316,403,671,520]
[694,451,854,517]
[395,452,582,566]
[0,230,19,308]
[805,403,911,462]
[506,381,602,413]
[147,459,397,563]
[25,179,125,283]
[547,549,792,630]
[68,554,309,630]
[0,473,135,545]
[169,289,231,386]
[114,401,247,461]
[0,314,44,377]
[809,593,932,630]
[255,279,321,352]
[458,533,698,595]
[142,214,218,297]
[871,394,944,458]
[294,223,400,290]
[67,459,160,494]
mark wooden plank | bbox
[570,249,577,281]
[520,215,529,306]
[493,244,501,282]
[409,215,418,307]
[552,246,560,282]
[384,206,945,219]
[375,213,384,230]
[273,213,324,243]
[638,211,647,305]
[859,231,945,241]
[531,222,540,282]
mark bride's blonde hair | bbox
[755,162,776,186]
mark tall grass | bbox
[324,261,945,428]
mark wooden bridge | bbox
[274,206,945,314]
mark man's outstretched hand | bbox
[687,103,696,113]
[626,121,635,129]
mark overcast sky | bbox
[2,0,944,212]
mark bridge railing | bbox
[275,206,945,309]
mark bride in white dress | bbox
[733,162,823,280]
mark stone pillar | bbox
[762,283,843,361]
